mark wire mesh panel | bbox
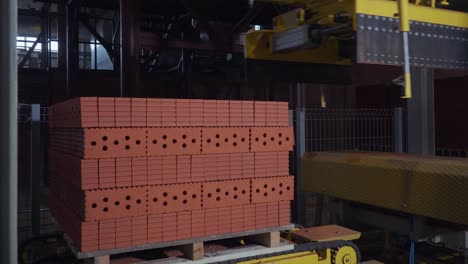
[304,109,396,153]
[17,104,54,243]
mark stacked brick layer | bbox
[49,98,294,253]
[48,98,289,128]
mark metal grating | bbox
[303,109,397,153]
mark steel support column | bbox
[0,0,18,262]
[294,84,306,226]
[30,105,41,237]
[407,68,435,155]
[393,107,404,153]
[66,0,81,98]
[58,2,67,70]
[120,0,140,97]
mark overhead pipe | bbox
[398,0,412,99]
[0,0,18,263]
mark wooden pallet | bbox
[64,224,294,264]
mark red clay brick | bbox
[161,99,176,127]
[147,127,201,156]
[148,183,202,214]
[115,98,132,127]
[251,176,294,204]
[116,157,132,188]
[147,98,162,127]
[84,187,147,221]
[202,127,249,154]
[147,156,163,185]
[202,179,250,209]
[250,127,294,152]
[83,128,146,159]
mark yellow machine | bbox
[237,225,361,264]
[245,0,468,97]
[241,1,468,263]
[246,0,468,66]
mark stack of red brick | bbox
[48,97,294,253]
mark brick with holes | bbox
[83,128,146,159]
[250,127,294,152]
[148,183,201,214]
[251,176,294,204]
[202,179,250,209]
[202,127,249,154]
[84,186,147,221]
[147,127,201,156]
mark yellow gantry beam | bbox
[355,0,468,29]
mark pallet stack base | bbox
[48,98,294,254]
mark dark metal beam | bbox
[120,0,140,97]
[66,0,81,97]
[139,32,243,53]
[407,68,435,155]
[0,0,18,262]
[40,3,51,69]
[232,2,265,33]
[178,0,216,40]
[57,3,66,70]
[18,32,44,68]
[79,14,117,62]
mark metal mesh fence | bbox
[17,104,55,243]
[303,109,397,153]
